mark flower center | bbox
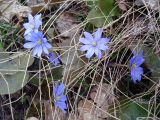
[30,24,35,29]
[132,64,137,69]
[92,41,97,46]
[37,40,42,45]
[55,96,60,101]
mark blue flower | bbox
[80,28,109,59]
[130,50,145,83]
[53,82,67,113]
[24,31,52,57]
[48,53,60,66]
[23,14,42,35]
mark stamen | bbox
[37,40,42,45]
[92,41,97,46]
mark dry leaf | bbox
[135,0,159,10]
[55,12,84,84]
[89,83,115,118]
[27,0,48,14]
[116,0,127,11]
[26,117,39,120]
[0,0,31,22]
[44,101,67,120]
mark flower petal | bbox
[23,42,36,48]
[42,45,49,55]
[23,23,30,29]
[33,47,39,56]
[55,101,67,113]
[83,32,93,41]
[80,45,91,52]
[94,28,103,41]
[44,42,52,49]
[80,38,91,44]
[95,48,102,59]
[34,14,42,28]
[100,38,109,44]
[86,47,95,58]
[56,83,65,96]
[59,95,67,102]
[28,14,34,23]
[37,46,42,57]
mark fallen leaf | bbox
[0,0,31,22]
[44,101,67,120]
[135,0,159,10]
[116,0,127,11]
[55,12,85,84]
[26,117,39,120]
[27,0,48,14]
[89,83,115,118]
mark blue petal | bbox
[86,47,95,58]
[55,101,67,113]
[33,46,39,56]
[53,81,59,97]
[94,28,103,41]
[34,14,42,29]
[23,42,36,48]
[42,45,49,55]
[44,42,52,49]
[28,14,34,23]
[80,38,92,44]
[100,38,109,44]
[95,48,102,59]
[131,67,143,82]
[80,45,91,52]
[37,46,42,57]
[24,29,33,36]
[83,32,93,41]
[131,50,144,66]
[56,83,65,96]
[23,23,30,29]
[59,95,67,102]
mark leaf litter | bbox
[0,0,160,120]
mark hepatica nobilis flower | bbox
[48,53,60,66]
[80,28,109,59]
[23,14,42,35]
[53,82,67,113]
[130,50,145,83]
[24,31,52,57]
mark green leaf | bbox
[0,59,18,75]
[86,0,99,7]
[0,51,34,94]
[108,98,149,120]
[87,0,119,27]
[0,42,3,48]
[119,101,148,120]
[0,72,29,95]
[143,47,160,80]
[87,8,113,27]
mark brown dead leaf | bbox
[44,101,67,120]
[89,83,115,118]
[135,0,159,10]
[27,0,48,15]
[26,117,39,120]
[116,0,127,11]
[0,0,31,22]
[78,100,101,120]
[55,12,85,84]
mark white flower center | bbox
[132,64,136,69]
[92,41,97,46]
[30,24,35,29]
[55,96,60,101]
[37,40,42,45]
